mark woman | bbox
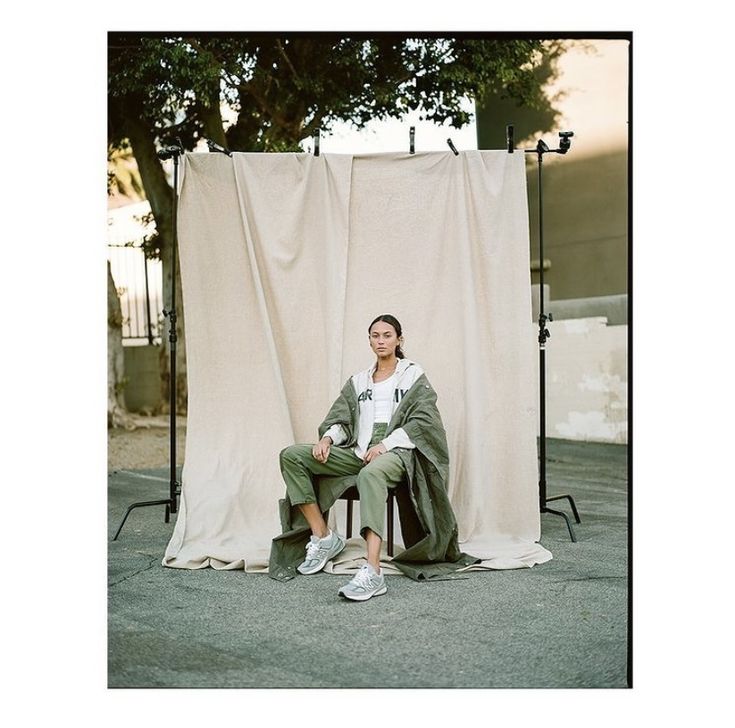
[273,314,476,600]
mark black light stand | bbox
[113,139,185,540]
[510,125,582,542]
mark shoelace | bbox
[305,537,328,560]
[352,565,374,588]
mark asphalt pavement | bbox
[108,438,629,688]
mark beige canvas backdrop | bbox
[163,150,552,572]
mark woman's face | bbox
[369,322,401,358]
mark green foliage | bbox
[107,34,569,268]
[475,39,572,148]
[108,33,567,154]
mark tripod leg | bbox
[565,495,581,523]
[546,494,582,523]
[113,507,135,541]
[543,507,578,542]
[112,499,171,541]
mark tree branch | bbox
[275,39,301,87]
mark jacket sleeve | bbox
[317,378,357,445]
[322,424,348,446]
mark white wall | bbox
[533,317,628,444]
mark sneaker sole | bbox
[338,585,387,601]
[296,539,346,575]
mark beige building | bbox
[477,38,629,303]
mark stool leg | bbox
[387,492,394,558]
[346,499,353,539]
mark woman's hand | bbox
[312,436,332,463]
[363,443,387,463]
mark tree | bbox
[108,261,136,429]
[108,34,568,412]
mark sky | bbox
[298,97,479,155]
[217,93,479,156]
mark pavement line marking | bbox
[117,470,170,483]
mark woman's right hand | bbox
[312,436,332,463]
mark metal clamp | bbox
[538,312,553,346]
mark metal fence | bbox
[108,244,163,344]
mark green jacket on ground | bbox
[268,373,480,582]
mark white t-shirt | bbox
[372,373,397,423]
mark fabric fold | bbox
[163,152,353,570]
[164,150,552,574]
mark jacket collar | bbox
[369,357,414,380]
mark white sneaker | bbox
[297,530,346,575]
[338,563,387,601]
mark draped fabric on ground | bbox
[163,150,552,572]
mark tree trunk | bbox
[108,261,136,430]
[159,251,188,415]
[199,78,228,147]
[125,105,188,414]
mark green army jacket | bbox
[268,373,480,582]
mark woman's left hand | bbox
[364,443,387,463]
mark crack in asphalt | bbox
[109,556,160,588]
[551,575,626,584]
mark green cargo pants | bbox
[279,423,404,540]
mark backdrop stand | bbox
[508,124,582,542]
[113,131,581,543]
[113,139,184,541]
